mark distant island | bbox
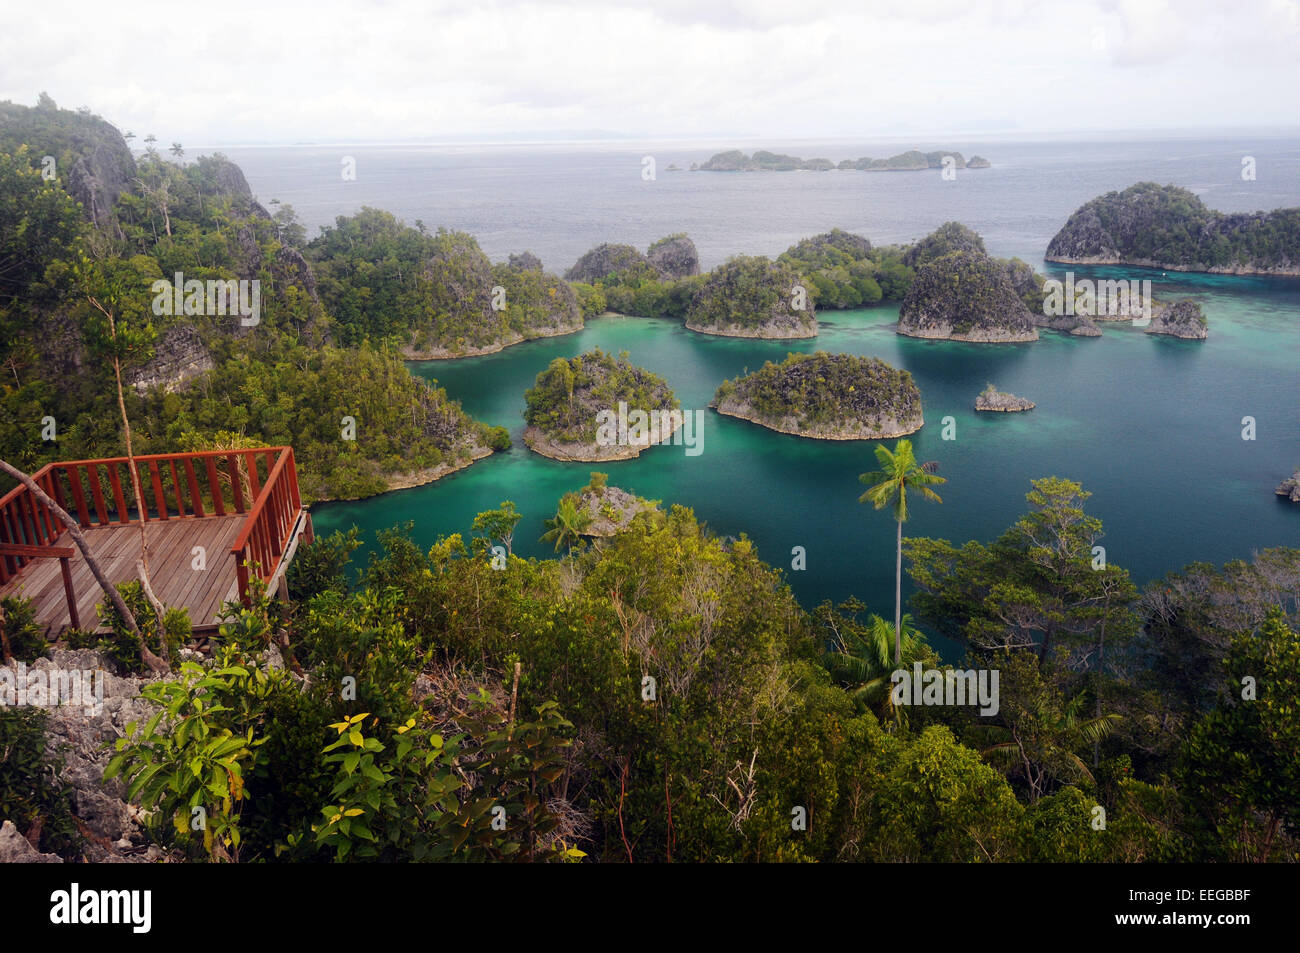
[712,352,923,439]
[1047,182,1300,276]
[523,349,680,460]
[685,255,817,338]
[693,149,987,172]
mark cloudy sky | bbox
[2,0,1298,144]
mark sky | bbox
[2,0,1298,144]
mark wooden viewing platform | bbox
[0,447,312,636]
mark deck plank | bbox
[0,516,247,635]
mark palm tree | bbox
[859,439,945,665]
[824,610,929,722]
[540,496,593,552]
[980,691,1121,804]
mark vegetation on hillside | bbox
[1047,181,1300,273]
[0,97,507,500]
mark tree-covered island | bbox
[713,351,923,439]
[522,349,681,460]
[1047,182,1300,276]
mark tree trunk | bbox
[894,517,903,666]
[92,295,169,665]
[0,459,168,675]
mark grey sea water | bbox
[217,136,1300,621]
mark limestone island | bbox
[565,235,700,283]
[570,472,663,537]
[975,384,1035,412]
[694,149,985,173]
[897,246,1039,343]
[1047,182,1300,276]
[1146,299,1209,339]
[377,229,583,359]
[523,349,681,461]
[712,351,923,439]
[686,255,817,338]
[1277,469,1300,503]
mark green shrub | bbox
[0,708,80,857]
[1,595,45,662]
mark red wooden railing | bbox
[0,447,307,608]
[230,447,310,605]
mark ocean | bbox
[214,135,1300,623]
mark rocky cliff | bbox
[686,255,817,339]
[898,250,1039,342]
[1146,298,1208,339]
[1047,182,1300,276]
[975,385,1035,412]
[646,234,700,278]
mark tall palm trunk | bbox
[894,517,903,665]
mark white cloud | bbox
[0,0,1295,142]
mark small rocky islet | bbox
[975,384,1035,412]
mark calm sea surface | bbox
[216,137,1300,622]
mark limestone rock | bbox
[0,820,63,863]
[976,385,1035,412]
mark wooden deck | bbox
[0,516,245,634]
[0,447,311,637]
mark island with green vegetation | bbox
[685,255,817,338]
[0,96,509,502]
[776,228,914,309]
[1146,298,1209,339]
[566,471,663,537]
[975,383,1035,412]
[522,349,680,460]
[1047,182,1300,276]
[309,212,582,359]
[692,148,983,172]
[712,351,923,439]
[897,240,1040,342]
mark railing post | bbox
[235,554,250,607]
[59,556,81,630]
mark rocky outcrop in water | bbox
[1146,299,1208,339]
[976,385,1035,412]
[576,483,662,536]
[1276,469,1300,502]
